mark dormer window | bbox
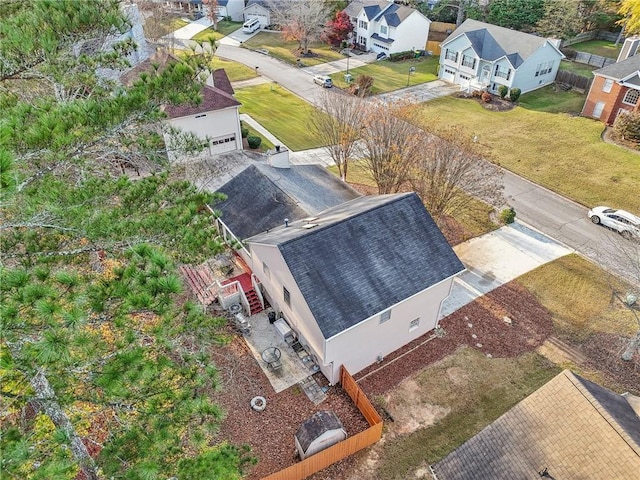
[380,25,387,35]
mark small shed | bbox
[294,411,347,460]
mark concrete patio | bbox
[242,310,322,395]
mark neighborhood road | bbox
[213,39,636,285]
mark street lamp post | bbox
[407,66,416,87]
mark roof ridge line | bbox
[565,370,640,456]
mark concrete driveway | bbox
[440,221,573,318]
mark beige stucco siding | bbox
[324,277,454,384]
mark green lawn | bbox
[518,84,587,114]
[412,96,640,212]
[558,59,597,77]
[242,32,344,66]
[211,57,258,82]
[569,39,623,59]
[330,56,439,94]
[234,83,326,151]
[191,20,242,41]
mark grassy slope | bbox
[192,21,242,41]
[569,39,623,58]
[330,56,439,93]
[211,57,258,82]
[242,32,344,66]
[234,84,325,151]
[558,59,596,77]
[412,96,640,212]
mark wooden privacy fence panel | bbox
[555,70,593,91]
[261,367,382,480]
[574,51,615,68]
[430,22,456,33]
[425,41,441,55]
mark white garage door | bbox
[442,67,455,83]
[209,134,237,155]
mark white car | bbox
[313,75,333,88]
[588,206,640,239]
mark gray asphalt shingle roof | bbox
[214,163,359,240]
[433,370,640,480]
[248,193,465,339]
[295,411,345,453]
[445,19,558,68]
[594,54,640,80]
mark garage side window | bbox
[379,309,391,324]
[283,286,291,307]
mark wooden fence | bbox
[555,70,592,91]
[262,367,383,480]
[574,51,615,68]
[425,41,442,56]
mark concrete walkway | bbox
[169,17,213,40]
[239,114,289,150]
[440,221,573,318]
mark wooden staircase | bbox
[245,287,263,315]
[178,263,218,306]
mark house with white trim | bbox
[243,0,272,28]
[343,0,431,56]
[439,19,564,94]
[213,155,464,385]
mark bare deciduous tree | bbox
[309,90,365,181]
[268,0,331,54]
[359,100,424,194]
[411,125,503,221]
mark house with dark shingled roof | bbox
[344,0,430,56]
[433,370,640,480]
[239,191,464,385]
[439,19,564,95]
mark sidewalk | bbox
[239,114,289,150]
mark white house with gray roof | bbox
[344,0,430,55]
[439,19,564,94]
[243,193,464,384]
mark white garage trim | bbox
[209,134,237,154]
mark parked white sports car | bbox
[588,206,640,239]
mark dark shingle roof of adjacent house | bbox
[214,163,360,240]
[445,19,560,68]
[377,3,414,27]
[295,411,345,453]
[248,193,465,338]
[433,370,640,480]
[594,54,640,80]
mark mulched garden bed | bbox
[582,332,640,395]
[209,331,369,479]
[356,280,554,396]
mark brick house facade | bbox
[582,39,640,125]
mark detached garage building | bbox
[163,69,242,161]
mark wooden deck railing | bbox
[261,366,382,480]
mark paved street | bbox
[205,24,636,284]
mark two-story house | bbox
[343,0,430,56]
[439,19,564,94]
[582,37,640,125]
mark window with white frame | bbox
[409,317,420,332]
[263,262,271,279]
[461,54,476,69]
[445,49,458,62]
[494,65,511,80]
[379,309,391,324]
[380,25,387,35]
[359,19,368,29]
[623,88,640,106]
[592,101,605,118]
[283,286,290,306]
[535,61,553,76]
[602,78,614,93]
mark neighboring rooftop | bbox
[214,163,360,240]
[594,54,640,81]
[434,370,640,480]
[248,193,465,338]
[445,19,562,68]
